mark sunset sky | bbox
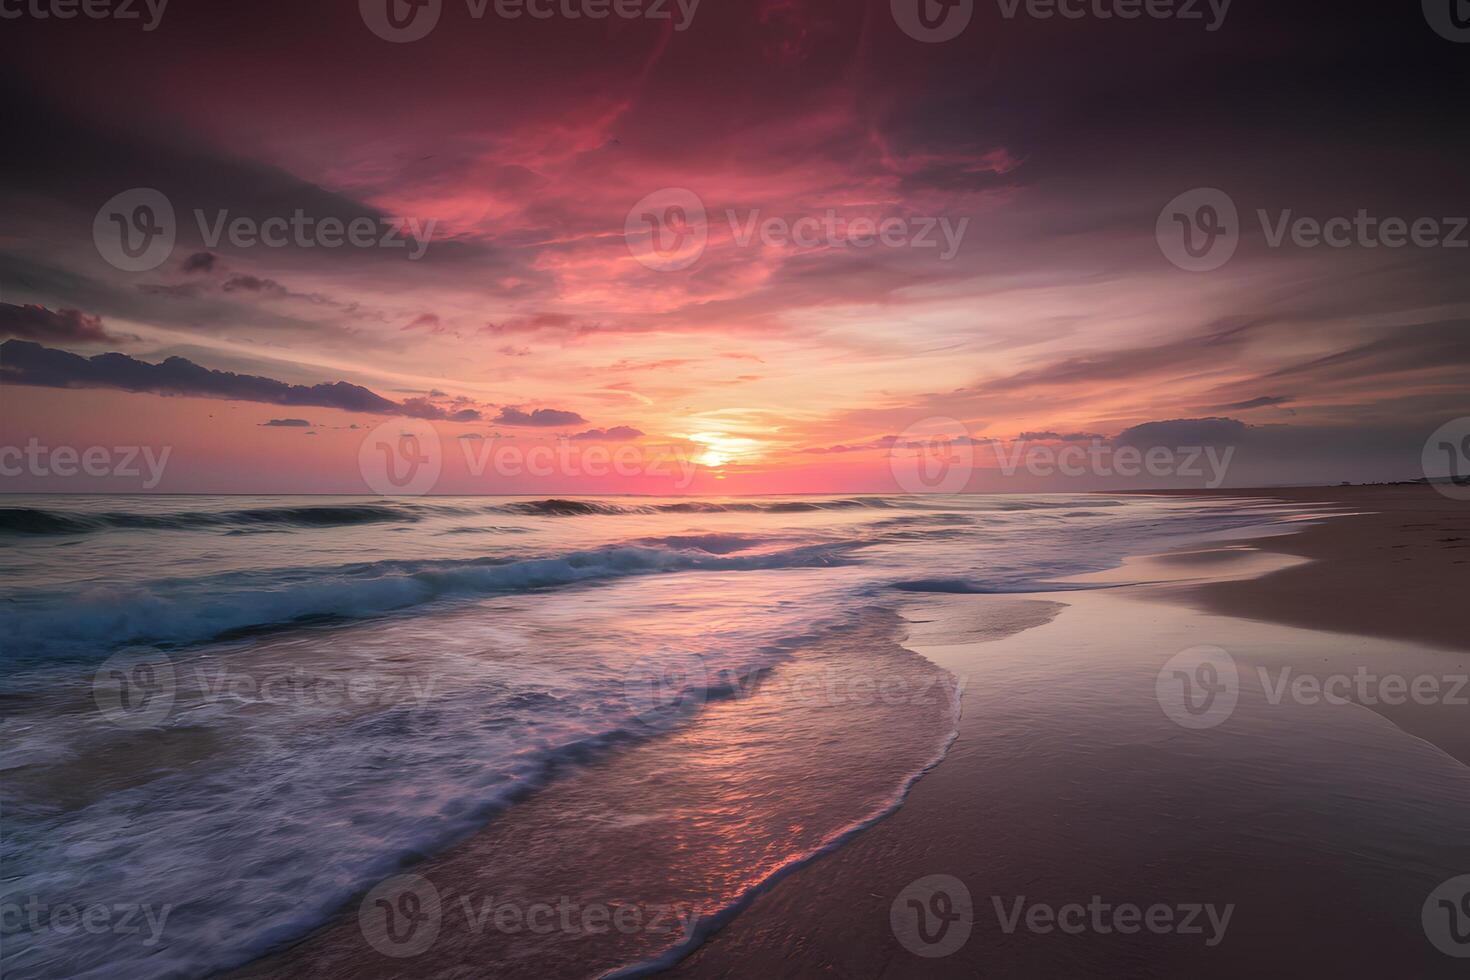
[1,0,1466,493]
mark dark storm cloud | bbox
[0,339,476,420]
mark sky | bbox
[1,0,1467,494]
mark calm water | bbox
[0,493,1305,978]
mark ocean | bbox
[0,493,1305,978]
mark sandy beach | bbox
[663,485,1470,978]
[1131,485,1470,654]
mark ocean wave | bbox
[0,504,437,535]
[436,525,531,536]
[1,653,791,980]
[2,541,860,662]
[681,496,895,513]
[0,497,913,534]
[630,533,771,554]
[650,501,757,513]
[496,497,899,516]
[496,499,648,517]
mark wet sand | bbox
[1133,485,1470,654]
[667,486,1470,978]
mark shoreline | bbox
[1127,485,1469,653]
[668,484,1470,977]
[225,609,996,980]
